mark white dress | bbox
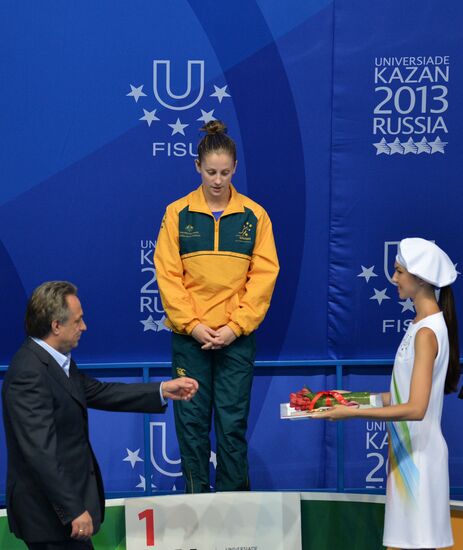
[383,312,453,549]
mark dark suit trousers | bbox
[26,540,94,550]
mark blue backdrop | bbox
[1,0,462,497]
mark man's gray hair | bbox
[25,281,78,339]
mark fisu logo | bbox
[127,59,231,158]
[357,240,418,334]
[153,60,205,111]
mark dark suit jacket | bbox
[2,338,166,543]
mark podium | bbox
[125,492,302,550]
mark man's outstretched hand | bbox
[162,377,198,401]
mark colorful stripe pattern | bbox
[387,372,419,502]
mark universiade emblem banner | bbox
[328,0,463,358]
[327,0,463,492]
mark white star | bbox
[402,137,418,154]
[154,315,170,332]
[357,265,378,283]
[139,109,160,127]
[416,137,431,154]
[123,448,144,469]
[388,138,404,155]
[210,85,231,103]
[370,288,390,305]
[168,118,189,136]
[373,138,391,155]
[197,109,216,124]
[398,298,415,313]
[428,136,447,154]
[172,484,177,492]
[135,475,156,490]
[210,451,217,469]
[127,84,147,102]
[140,315,157,332]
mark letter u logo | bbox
[153,60,204,110]
[150,422,182,477]
[384,241,400,284]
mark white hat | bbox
[396,238,457,288]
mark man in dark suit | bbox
[2,281,198,550]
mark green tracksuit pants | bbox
[172,332,256,493]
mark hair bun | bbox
[197,119,236,162]
[201,120,227,135]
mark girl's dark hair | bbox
[197,120,236,163]
[439,285,461,394]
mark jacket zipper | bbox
[214,217,219,251]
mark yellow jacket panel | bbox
[154,184,279,336]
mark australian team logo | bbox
[236,221,253,242]
[179,224,201,238]
[126,59,232,158]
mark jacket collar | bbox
[24,337,86,408]
[188,184,245,216]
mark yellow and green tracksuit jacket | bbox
[154,184,279,337]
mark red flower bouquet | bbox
[289,388,373,412]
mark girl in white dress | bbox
[316,238,460,550]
